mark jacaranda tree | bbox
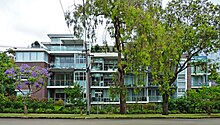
[4,64,50,114]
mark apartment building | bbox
[13,34,209,103]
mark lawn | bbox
[1,113,220,119]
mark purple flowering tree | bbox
[4,64,50,114]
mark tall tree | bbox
[124,0,220,115]
[0,52,15,96]
[65,0,158,114]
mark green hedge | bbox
[2,94,220,114]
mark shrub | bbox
[13,101,23,109]
[143,103,157,110]
[54,99,64,106]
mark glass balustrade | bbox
[49,46,84,51]
[149,96,162,102]
[49,80,73,86]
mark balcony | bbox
[191,82,209,88]
[50,63,86,69]
[191,70,207,75]
[91,96,149,104]
[149,96,162,102]
[147,82,158,87]
[130,96,148,102]
[49,46,84,51]
[91,81,114,88]
[91,65,117,72]
[48,80,73,86]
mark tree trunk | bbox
[118,54,126,114]
[207,106,211,115]
[162,93,169,115]
[80,108,83,115]
[24,102,28,114]
[120,85,126,114]
[114,16,126,114]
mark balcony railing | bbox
[191,82,208,87]
[149,96,162,102]
[91,81,114,87]
[130,96,148,101]
[91,97,119,102]
[147,82,158,87]
[91,96,148,103]
[50,63,86,69]
[49,46,84,51]
[49,80,73,86]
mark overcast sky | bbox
[0,0,219,48]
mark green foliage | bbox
[169,97,193,113]
[168,87,220,114]
[66,0,163,114]
[0,52,15,95]
[188,87,220,115]
[108,85,120,101]
[209,63,220,84]
[124,0,220,115]
[54,99,64,106]
[216,77,220,85]
[64,82,85,110]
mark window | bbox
[30,52,37,61]
[178,74,185,80]
[16,52,46,62]
[44,53,48,62]
[54,56,74,68]
[75,72,86,81]
[16,90,29,96]
[23,52,30,61]
[16,52,23,61]
[55,93,64,100]
[178,82,185,86]
[148,89,160,96]
[178,88,185,92]
[37,52,44,61]
[75,54,86,63]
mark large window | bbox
[54,56,74,68]
[50,73,74,86]
[75,54,86,63]
[16,52,47,62]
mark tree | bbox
[0,52,15,96]
[124,0,220,115]
[216,77,220,85]
[65,0,155,114]
[209,63,220,85]
[4,64,50,114]
[64,82,85,115]
[187,87,220,115]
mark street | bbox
[1,118,220,125]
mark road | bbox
[1,118,220,125]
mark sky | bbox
[0,0,219,48]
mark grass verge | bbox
[1,113,220,119]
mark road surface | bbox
[1,118,220,125]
